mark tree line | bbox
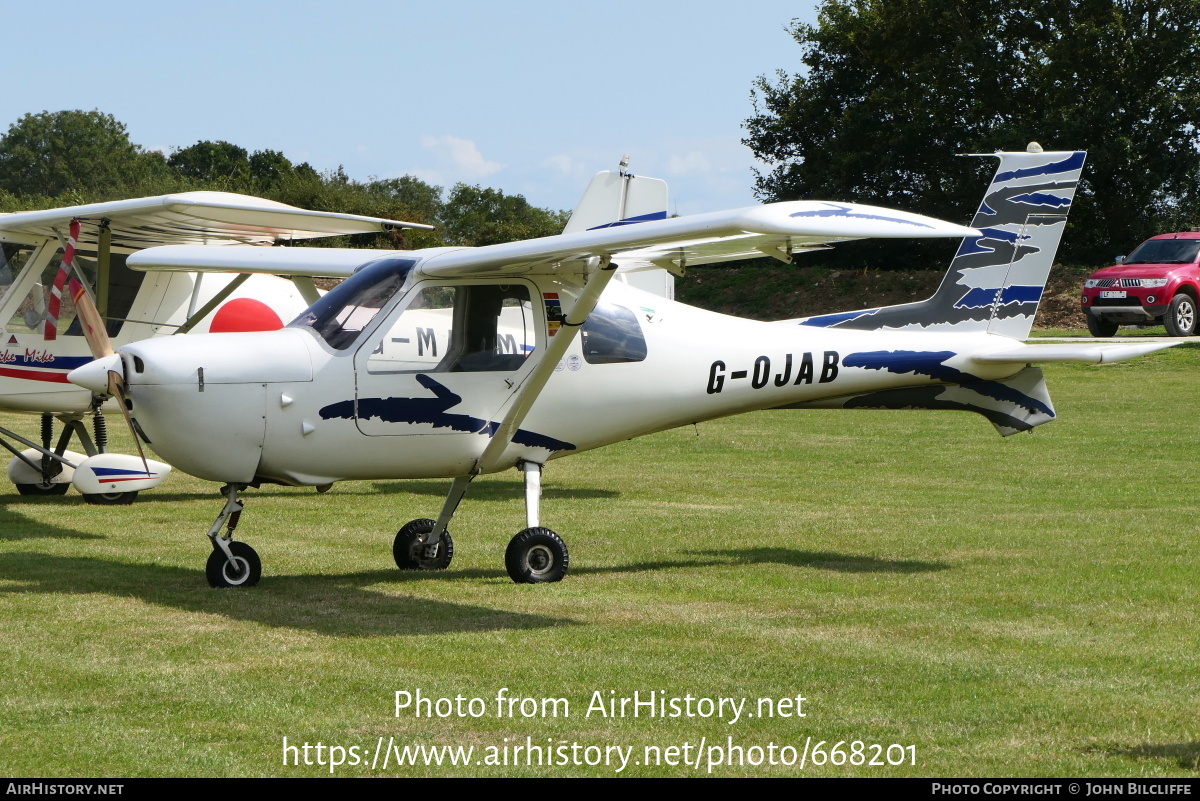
[0,109,567,250]
[743,0,1200,268]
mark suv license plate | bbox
[1100,290,1127,298]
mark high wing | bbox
[417,200,976,277]
[126,199,978,277]
[0,191,431,250]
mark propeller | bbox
[63,222,152,476]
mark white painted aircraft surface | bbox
[68,147,1176,587]
[0,192,430,502]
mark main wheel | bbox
[1164,294,1197,337]
[206,541,262,588]
[16,482,69,496]
[505,527,569,584]
[83,491,138,505]
[1086,311,1118,337]
[393,518,454,570]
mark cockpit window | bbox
[289,258,415,350]
[580,302,647,364]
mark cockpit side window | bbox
[364,282,535,374]
[289,258,416,350]
[2,245,147,338]
[6,248,81,336]
[580,302,647,364]
[0,244,31,309]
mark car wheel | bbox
[1163,294,1197,337]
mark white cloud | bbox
[544,154,581,175]
[667,150,711,176]
[420,134,504,179]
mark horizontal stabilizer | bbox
[972,341,1179,366]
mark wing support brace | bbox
[477,256,618,474]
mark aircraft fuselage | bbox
[116,278,1031,487]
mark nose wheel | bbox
[204,484,261,588]
[206,540,262,588]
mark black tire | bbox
[505,527,569,584]
[15,482,69,496]
[1086,311,1118,337]
[1163,293,1197,337]
[393,518,454,570]
[83,491,138,506]
[206,541,262,588]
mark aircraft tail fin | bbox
[562,160,669,234]
[797,147,1087,339]
[564,159,675,299]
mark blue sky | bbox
[2,1,820,216]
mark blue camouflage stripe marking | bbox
[844,350,1054,416]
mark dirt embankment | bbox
[677,263,1089,329]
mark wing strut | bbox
[477,256,619,473]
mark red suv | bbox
[1081,232,1200,337]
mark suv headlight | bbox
[1084,279,1101,288]
[1140,278,1169,287]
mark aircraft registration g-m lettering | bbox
[706,352,841,394]
[62,147,1176,588]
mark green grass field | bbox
[1,345,1197,777]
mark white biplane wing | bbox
[0,191,431,250]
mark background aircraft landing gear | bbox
[83,491,138,505]
[16,481,69,496]
[204,484,260,588]
[394,518,454,570]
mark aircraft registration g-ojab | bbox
[0,192,432,503]
[67,145,1175,587]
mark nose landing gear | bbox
[204,484,261,588]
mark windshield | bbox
[1125,239,1200,265]
[289,257,415,349]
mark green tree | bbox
[168,140,252,187]
[0,110,166,198]
[248,149,295,190]
[744,1,1200,266]
[441,184,569,247]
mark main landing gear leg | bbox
[205,483,261,588]
[393,475,473,571]
[505,461,569,584]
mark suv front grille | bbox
[1091,278,1145,287]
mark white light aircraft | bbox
[68,147,1174,587]
[0,192,430,502]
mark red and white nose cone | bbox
[67,353,123,394]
